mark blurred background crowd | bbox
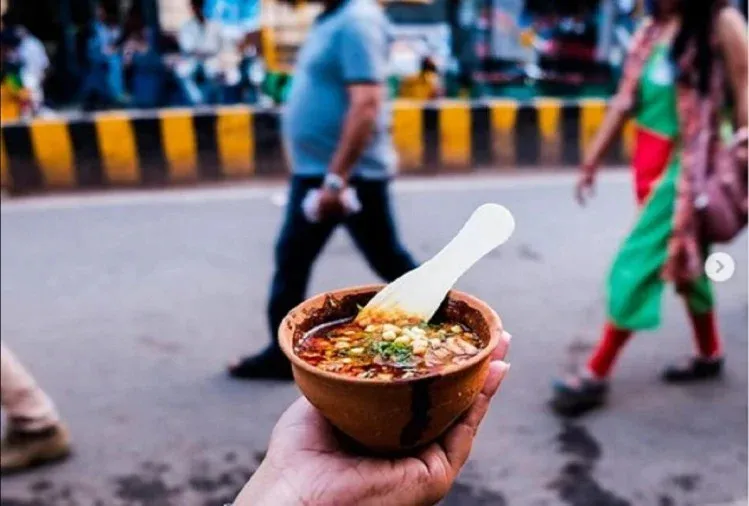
[0,0,747,121]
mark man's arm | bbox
[327,14,388,183]
[328,83,382,180]
[315,13,388,219]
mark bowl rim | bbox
[278,284,503,385]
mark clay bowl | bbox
[278,284,502,454]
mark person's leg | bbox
[202,63,222,105]
[684,273,720,356]
[1,342,70,474]
[586,323,634,379]
[229,177,337,380]
[267,182,338,340]
[105,54,125,105]
[132,74,163,109]
[662,274,723,382]
[175,60,205,105]
[81,69,106,111]
[1,342,59,430]
[181,75,204,105]
[344,179,418,282]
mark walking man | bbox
[229,0,418,379]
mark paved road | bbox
[1,171,746,506]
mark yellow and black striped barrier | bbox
[391,98,633,173]
[0,100,632,194]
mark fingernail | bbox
[503,331,512,344]
[497,361,511,380]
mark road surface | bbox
[1,171,747,506]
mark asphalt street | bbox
[1,171,747,506]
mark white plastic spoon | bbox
[358,203,515,323]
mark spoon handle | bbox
[428,204,515,286]
[358,203,515,323]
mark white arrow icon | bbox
[705,252,735,283]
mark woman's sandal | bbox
[550,373,609,418]
[661,356,723,383]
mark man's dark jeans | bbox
[267,176,418,349]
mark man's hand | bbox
[317,187,345,221]
[234,331,512,506]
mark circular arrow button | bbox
[705,252,735,283]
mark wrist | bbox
[323,172,347,192]
[582,157,598,174]
[233,461,300,506]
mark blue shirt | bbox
[282,0,396,179]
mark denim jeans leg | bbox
[344,179,418,282]
[106,54,124,101]
[266,177,336,349]
[178,74,204,105]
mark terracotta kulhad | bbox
[278,285,502,454]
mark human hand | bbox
[234,331,512,506]
[317,186,345,221]
[575,164,596,206]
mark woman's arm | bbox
[575,22,651,205]
[575,105,629,205]
[717,7,748,130]
[582,21,652,173]
[582,106,629,172]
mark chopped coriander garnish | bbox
[371,341,412,364]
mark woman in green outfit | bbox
[552,0,748,417]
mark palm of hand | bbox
[264,398,452,506]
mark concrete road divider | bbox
[0,99,632,194]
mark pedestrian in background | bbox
[1,342,71,474]
[80,2,126,110]
[121,6,164,109]
[0,29,31,121]
[0,14,49,116]
[175,0,223,105]
[229,0,418,380]
[552,0,748,416]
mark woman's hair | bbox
[649,0,729,95]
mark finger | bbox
[492,331,512,361]
[462,361,510,431]
[575,185,586,207]
[443,361,510,471]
